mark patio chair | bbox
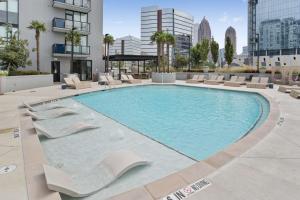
[64,78,76,89]
[255,77,269,89]
[121,74,131,83]
[72,77,92,89]
[23,102,66,112]
[247,77,260,88]
[26,109,77,121]
[204,75,223,85]
[290,89,300,99]
[33,122,100,139]
[225,76,246,87]
[186,75,199,83]
[127,74,142,84]
[224,76,238,87]
[43,150,149,197]
[278,85,300,93]
[99,75,109,85]
[106,75,122,85]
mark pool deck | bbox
[0,80,300,200]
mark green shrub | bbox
[8,70,49,76]
[0,70,8,77]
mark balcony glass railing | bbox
[53,0,90,8]
[52,44,90,55]
[52,18,90,33]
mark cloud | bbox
[233,16,243,23]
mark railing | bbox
[52,18,90,33]
[52,44,90,55]
[53,0,90,8]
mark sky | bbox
[104,0,248,54]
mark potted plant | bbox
[150,31,176,83]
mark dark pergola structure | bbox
[103,55,158,79]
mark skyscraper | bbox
[193,23,199,46]
[141,6,194,60]
[248,0,300,66]
[198,17,211,43]
[109,35,141,55]
[225,26,237,55]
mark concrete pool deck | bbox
[0,80,299,200]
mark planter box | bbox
[0,74,53,94]
[152,72,176,83]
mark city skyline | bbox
[104,0,248,54]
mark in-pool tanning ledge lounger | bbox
[23,102,66,112]
[43,150,149,197]
[33,122,100,139]
[26,109,78,120]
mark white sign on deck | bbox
[162,178,211,200]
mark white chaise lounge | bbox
[43,150,149,197]
[33,122,100,139]
[26,109,77,121]
[23,102,66,112]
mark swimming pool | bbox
[74,85,270,160]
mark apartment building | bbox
[0,0,103,81]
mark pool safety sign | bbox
[162,179,211,200]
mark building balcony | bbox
[52,18,90,35]
[52,44,90,58]
[53,0,91,13]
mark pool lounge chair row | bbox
[121,74,142,84]
[23,103,150,198]
[278,85,300,99]
[246,77,270,89]
[99,75,122,85]
[64,77,91,90]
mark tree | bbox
[199,39,210,63]
[66,29,81,73]
[174,54,188,70]
[165,33,176,72]
[151,31,165,72]
[191,44,201,67]
[103,34,114,72]
[27,20,46,72]
[225,37,234,66]
[210,38,219,66]
[0,25,31,71]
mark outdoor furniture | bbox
[204,75,224,85]
[26,109,77,121]
[224,76,246,87]
[64,77,91,90]
[106,75,122,85]
[72,77,92,89]
[23,102,67,112]
[255,77,269,89]
[43,150,149,197]
[99,75,109,85]
[278,85,300,93]
[127,74,142,84]
[224,76,238,86]
[33,122,100,139]
[121,74,131,83]
[186,75,199,83]
[247,77,260,88]
[290,90,300,99]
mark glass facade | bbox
[141,6,193,59]
[248,0,300,56]
[0,0,18,41]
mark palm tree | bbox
[103,34,114,72]
[165,33,176,72]
[27,20,46,72]
[151,31,166,72]
[66,29,81,73]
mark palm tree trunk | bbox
[156,43,161,72]
[36,33,40,72]
[161,43,165,73]
[107,44,110,72]
[167,44,170,73]
[104,42,107,72]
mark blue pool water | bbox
[74,85,270,160]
